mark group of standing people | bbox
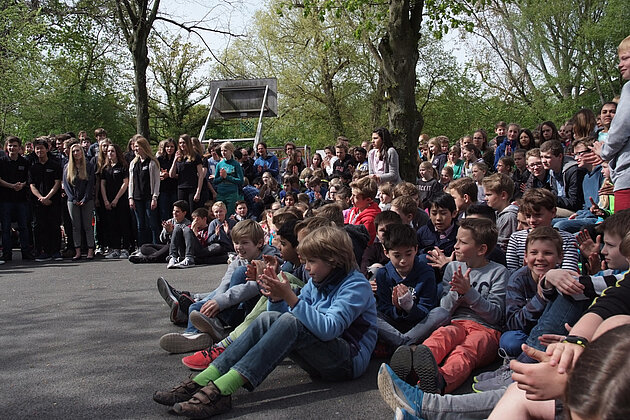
[0,129,246,263]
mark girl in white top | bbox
[368,127,401,184]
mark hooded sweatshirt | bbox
[497,204,519,252]
[600,82,630,191]
[550,156,585,211]
[344,201,381,245]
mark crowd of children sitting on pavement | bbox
[3,34,630,420]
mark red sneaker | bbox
[181,345,226,370]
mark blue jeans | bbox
[1,201,30,256]
[210,311,353,388]
[133,198,160,245]
[185,266,250,333]
[499,330,528,357]
[552,217,598,234]
[221,265,259,326]
[158,191,177,222]
[377,307,450,346]
[525,294,589,352]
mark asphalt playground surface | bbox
[0,253,394,419]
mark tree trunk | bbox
[321,60,345,138]
[114,0,160,142]
[313,25,345,139]
[378,0,424,182]
[132,39,151,139]
[370,69,386,129]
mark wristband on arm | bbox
[562,335,589,348]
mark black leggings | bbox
[104,202,132,250]
[139,243,169,263]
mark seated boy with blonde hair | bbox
[159,219,280,354]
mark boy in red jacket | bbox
[344,176,381,245]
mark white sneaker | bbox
[166,256,179,269]
[105,249,121,259]
[189,311,227,342]
[159,332,212,354]
[120,250,130,259]
[174,257,195,269]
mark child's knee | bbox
[188,300,204,315]
[499,331,527,357]
[428,307,451,327]
[256,311,296,331]
[229,265,248,287]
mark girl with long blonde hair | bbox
[63,143,96,260]
[93,137,111,255]
[128,136,161,245]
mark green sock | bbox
[193,365,221,386]
[214,369,246,396]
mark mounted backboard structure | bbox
[198,78,278,147]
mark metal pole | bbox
[254,85,269,149]
[198,88,221,143]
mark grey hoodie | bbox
[212,243,281,310]
[601,82,630,191]
[497,204,519,253]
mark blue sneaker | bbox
[378,363,424,417]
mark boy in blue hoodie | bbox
[416,193,459,255]
[153,226,377,418]
[376,224,447,349]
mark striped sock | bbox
[219,336,233,348]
